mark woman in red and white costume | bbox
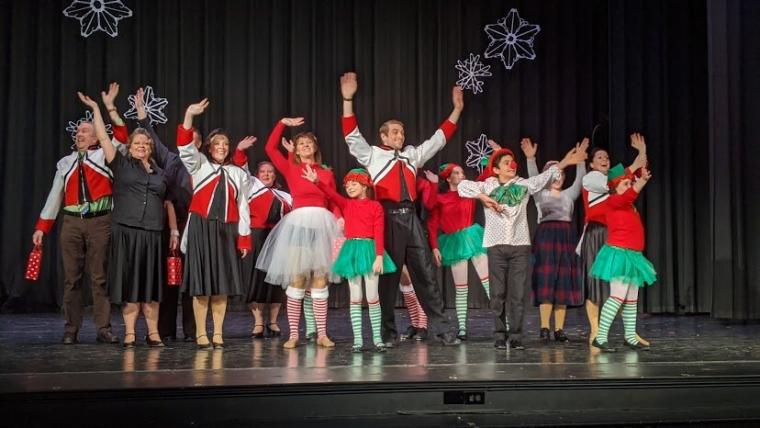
[255,117,342,349]
[177,99,252,349]
[231,141,293,339]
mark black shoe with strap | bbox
[554,329,570,343]
[123,333,136,349]
[267,322,282,338]
[146,332,165,348]
[212,333,224,349]
[251,324,265,339]
[539,328,550,342]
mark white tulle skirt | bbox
[255,206,342,287]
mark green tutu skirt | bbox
[589,245,657,287]
[438,224,487,266]
[332,238,397,279]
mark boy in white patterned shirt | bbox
[458,144,587,349]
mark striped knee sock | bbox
[400,285,423,328]
[455,284,468,333]
[349,303,363,347]
[368,300,382,345]
[622,301,639,345]
[481,277,491,300]
[285,289,305,341]
[303,290,316,336]
[311,288,329,339]
[597,297,623,344]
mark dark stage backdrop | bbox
[0,0,757,319]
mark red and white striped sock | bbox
[311,287,329,339]
[400,284,427,329]
[285,287,305,341]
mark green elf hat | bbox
[607,163,632,187]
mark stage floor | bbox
[2,308,760,426]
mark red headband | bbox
[439,163,460,180]
[343,170,373,188]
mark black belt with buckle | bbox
[63,210,111,219]
[386,207,414,215]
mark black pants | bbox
[379,209,454,340]
[487,245,530,342]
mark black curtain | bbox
[1,0,757,319]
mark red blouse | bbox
[316,181,385,256]
[605,188,645,251]
[427,189,477,250]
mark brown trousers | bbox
[60,213,113,334]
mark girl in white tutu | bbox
[256,117,342,349]
[302,166,396,352]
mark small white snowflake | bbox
[63,0,133,38]
[455,53,492,94]
[484,8,541,70]
[123,86,169,125]
[465,134,493,173]
[65,110,113,142]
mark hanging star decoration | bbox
[63,0,133,38]
[123,86,169,125]
[65,110,113,142]
[455,53,493,95]
[465,134,493,173]
[483,8,541,70]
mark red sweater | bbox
[427,189,477,250]
[265,121,341,216]
[582,188,612,225]
[316,181,385,256]
[605,188,645,251]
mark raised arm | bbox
[565,138,589,200]
[230,136,257,173]
[134,87,169,168]
[406,86,463,168]
[78,92,114,162]
[265,118,303,174]
[100,82,129,154]
[524,145,587,195]
[340,72,373,167]
[521,138,539,177]
[178,99,210,174]
[628,132,648,173]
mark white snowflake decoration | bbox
[63,0,133,38]
[455,53,492,94]
[465,134,493,173]
[484,8,541,70]
[123,86,169,125]
[65,110,113,142]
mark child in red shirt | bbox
[303,166,397,352]
[590,164,657,352]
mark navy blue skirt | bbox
[531,221,584,307]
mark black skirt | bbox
[108,223,163,304]
[580,222,610,304]
[244,228,285,304]
[182,215,243,297]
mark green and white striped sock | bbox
[350,303,363,347]
[455,284,468,334]
[622,302,639,345]
[597,298,623,344]
[368,301,382,346]
[481,278,491,300]
[304,291,316,336]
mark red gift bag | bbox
[25,245,43,281]
[166,250,183,286]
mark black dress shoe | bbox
[494,339,507,349]
[509,340,525,350]
[62,332,78,345]
[267,323,282,338]
[400,325,417,341]
[146,333,165,347]
[96,330,119,344]
[539,328,550,342]
[624,341,650,351]
[161,335,177,343]
[183,335,196,343]
[415,328,429,341]
[437,332,462,346]
[592,339,617,353]
[554,329,569,343]
[251,324,265,339]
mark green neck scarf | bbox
[489,182,528,207]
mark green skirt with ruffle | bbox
[332,238,397,279]
[438,224,487,266]
[589,245,657,287]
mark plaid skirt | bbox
[531,221,584,307]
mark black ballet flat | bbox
[251,324,265,339]
[267,323,282,338]
[592,339,617,353]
